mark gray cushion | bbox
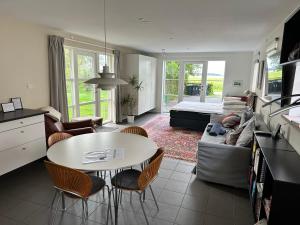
[225,126,244,145]
[201,123,228,144]
[111,169,141,190]
[236,118,255,147]
[239,109,253,127]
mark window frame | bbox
[64,46,115,123]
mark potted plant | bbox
[121,76,143,123]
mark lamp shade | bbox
[84,65,128,90]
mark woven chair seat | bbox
[111,169,141,190]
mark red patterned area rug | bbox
[142,115,202,162]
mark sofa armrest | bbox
[63,120,94,130]
[64,127,95,136]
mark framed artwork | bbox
[257,60,265,90]
[11,97,23,110]
[1,103,15,113]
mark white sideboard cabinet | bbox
[0,109,47,176]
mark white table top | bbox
[47,132,158,171]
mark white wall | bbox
[0,16,49,108]
[0,15,142,111]
[251,11,300,155]
[154,51,253,112]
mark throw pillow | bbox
[225,126,244,145]
[236,118,255,147]
[222,113,241,128]
[240,109,254,127]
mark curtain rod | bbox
[64,37,114,51]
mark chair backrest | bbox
[121,126,148,138]
[48,132,73,147]
[44,161,92,198]
[138,148,164,191]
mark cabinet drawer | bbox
[0,115,44,133]
[0,122,45,152]
[0,138,46,176]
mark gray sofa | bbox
[196,114,268,189]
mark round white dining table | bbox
[47,132,158,225]
[47,132,158,171]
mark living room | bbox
[0,1,300,225]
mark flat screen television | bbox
[266,52,282,98]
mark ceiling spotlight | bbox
[169,37,174,40]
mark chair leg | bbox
[149,185,159,211]
[50,189,58,209]
[106,186,112,225]
[130,192,132,203]
[139,193,149,225]
[81,199,86,224]
[61,192,66,211]
[50,191,62,225]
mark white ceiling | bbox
[0,0,299,53]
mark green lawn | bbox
[268,70,282,81]
[66,83,110,121]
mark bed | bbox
[170,99,251,131]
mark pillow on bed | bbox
[223,96,241,101]
[225,126,244,145]
[223,101,246,106]
[222,113,241,128]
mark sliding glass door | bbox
[162,60,226,112]
[183,62,207,102]
[163,60,180,112]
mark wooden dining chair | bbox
[120,126,148,137]
[44,161,112,225]
[110,148,164,225]
[48,132,73,147]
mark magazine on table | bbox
[82,148,125,164]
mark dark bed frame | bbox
[169,110,211,132]
[169,95,256,132]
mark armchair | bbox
[43,107,95,148]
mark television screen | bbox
[266,52,282,98]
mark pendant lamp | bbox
[84,0,127,90]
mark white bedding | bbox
[171,101,224,114]
[171,101,248,115]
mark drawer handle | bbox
[20,130,24,133]
[22,147,27,151]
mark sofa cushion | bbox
[225,126,244,145]
[236,118,255,147]
[201,124,227,144]
[222,113,241,128]
[240,109,253,127]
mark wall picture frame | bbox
[11,97,23,110]
[1,102,15,113]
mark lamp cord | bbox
[104,0,107,66]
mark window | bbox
[64,47,114,123]
[265,52,282,99]
[163,60,180,112]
